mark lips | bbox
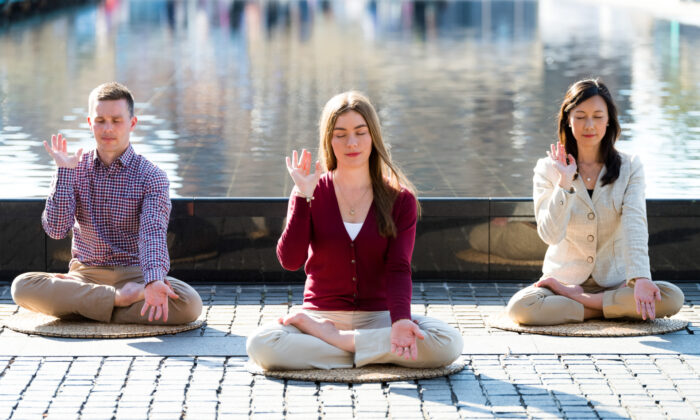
[346,152,361,157]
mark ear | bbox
[87,116,93,131]
[129,116,138,131]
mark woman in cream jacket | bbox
[507,79,684,325]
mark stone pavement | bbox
[0,281,699,419]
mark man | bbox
[11,82,202,324]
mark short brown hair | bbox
[89,82,135,117]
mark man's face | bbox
[87,99,137,160]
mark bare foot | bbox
[535,277,583,299]
[114,282,145,307]
[279,312,355,352]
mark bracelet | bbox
[296,191,314,206]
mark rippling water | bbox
[1,0,699,198]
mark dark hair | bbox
[557,79,621,186]
[89,82,135,117]
[318,91,420,238]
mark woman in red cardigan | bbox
[246,91,463,370]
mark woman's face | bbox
[568,94,609,152]
[331,110,373,169]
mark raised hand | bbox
[390,319,425,360]
[43,134,84,169]
[546,142,577,190]
[285,149,322,198]
[634,277,661,320]
[140,279,179,323]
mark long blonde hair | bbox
[318,91,420,238]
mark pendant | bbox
[586,177,591,182]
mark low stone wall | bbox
[1,198,698,282]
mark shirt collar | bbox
[92,145,135,169]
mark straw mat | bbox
[456,249,542,267]
[2,309,204,338]
[488,311,688,337]
[247,360,466,383]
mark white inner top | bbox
[344,222,363,240]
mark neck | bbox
[334,165,372,188]
[96,145,128,167]
[577,145,602,165]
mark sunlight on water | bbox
[0,0,698,198]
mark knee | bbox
[507,295,535,325]
[246,327,285,370]
[420,321,463,367]
[10,272,40,305]
[179,290,203,323]
[657,281,684,316]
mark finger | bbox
[314,160,322,175]
[155,305,163,321]
[75,148,84,161]
[568,154,576,168]
[292,150,299,168]
[149,306,155,322]
[61,136,67,154]
[649,301,656,320]
[640,300,647,320]
[550,144,556,160]
[286,156,293,172]
[43,140,55,157]
[140,302,149,317]
[168,289,179,299]
[635,297,641,315]
[162,302,169,323]
[414,328,425,341]
[51,134,58,151]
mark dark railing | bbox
[1,198,698,282]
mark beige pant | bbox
[507,277,684,325]
[11,259,202,325]
[246,310,463,370]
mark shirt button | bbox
[587,235,594,242]
[587,256,594,263]
[351,259,355,264]
[588,212,595,220]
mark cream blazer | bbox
[533,152,652,287]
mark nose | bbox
[347,134,358,147]
[584,118,595,129]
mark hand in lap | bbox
[634,277,661,320]
[390,319,425,360]
[141,280,179,322]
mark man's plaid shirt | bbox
[42,145,171,284]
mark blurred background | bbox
[1,0,699,198]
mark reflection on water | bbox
[0,0,698,198]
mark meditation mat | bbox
[456,249,542,267]
[247,361,466,383]
[488,311,688,337]
[2,309,204,339]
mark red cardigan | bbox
[277,173,417,323]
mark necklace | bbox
[578,163,602,184]
[334,172,371,216]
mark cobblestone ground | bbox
[0,281,699,419]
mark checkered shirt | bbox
[42,145,171,284]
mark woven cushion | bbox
[2,309,204,338]
[488,311,688,337]
[247,361,466,383]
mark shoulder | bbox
[133,153,169,189]
[616,151,644,179]
[533,156,556,179]
[392,187,417,217]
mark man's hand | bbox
[140,279,179,322]
[43,133,83,169]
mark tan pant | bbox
[246,310,463,370]
[11,259,202,324]
[507,277,684,325]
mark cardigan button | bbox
[587,256,594,263]
[350,243,354,248]
[588,212,595,220]
[351,259,355,264]
[352,277,356,282]
[587,235,594,242]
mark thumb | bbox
[76,148,84,161]
[168,289,179,299]
[412,323,425,340]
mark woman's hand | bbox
[634,277,661,320]
[547,142,577,190]
[390,319,425,360]
[285,149,322,198]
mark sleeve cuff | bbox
[390,311,412,324]
[143,268,165,285]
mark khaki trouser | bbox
[11,259,202,324]
[246,310,463,370]
[507,277,684,326]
